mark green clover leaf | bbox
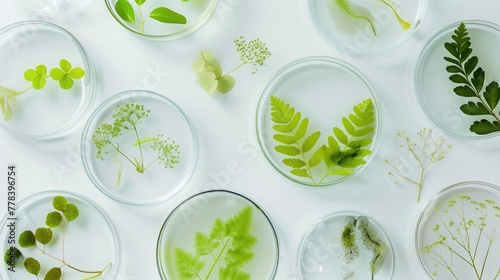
[24,65,48,90]
[50,59,85,90]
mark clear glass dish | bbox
[256,56,381,187]
[156,190,279,280]
[297,211,394,279]
[81,90,197,205]
[413,20,500,139]
[415,181,500,280]
[104,0,218,40]
[0,20,94,139]
[0,190,119,279]
[307,0,427,55]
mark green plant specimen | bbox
[422,195,500,279]
[270,96,375,185]
[328,0,376,35]
[355,216,388,280]
[378,0,411,30]
[192,36,271,94]
[0,59,85,121]
[173,206,257,280]
[385,128,452,202]
[444,22,500,135]
[114,0,187,33]
[91,103,180,188]
[3,196,111,279]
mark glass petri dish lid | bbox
[256,56,381,187]
[413,20,500,140]
[297,211,394,279]
[104,0,218,40]
[0,20,94,139]
[415,181,500,280]
[156,190,279,280]
[81,90,197,205]
[307,0,427,55]
[0,190,119,279]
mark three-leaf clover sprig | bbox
[0,58,85,121]
[192,36,271,94]
[3,196,111,279]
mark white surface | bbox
[1,0,500,279]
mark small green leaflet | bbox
[270,96,375,185]
[115,0,135,23]
[444,22,500,135]
[150,7,187,24]
[173,206,257,279]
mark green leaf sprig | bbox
[192,36,271,95]
[270,96,375,185]
[173,206,257,280]
[91,103,180,188]
[0,59,85,121]
[422,195,500,279]
[385,128,452,202]
[3,196,111,279]
[114,0,187,33]
[444,22,500,135]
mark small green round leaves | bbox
[52,195,79,222]
[193,50,235,95]
[24,257,41,276]
[3,247,23,267]
[24,65,48,90]
[50,59,85,90]
[46,211,63,228]
[19,230,36,248]
[35,227,53,245]
[52,196,68,211]
[63,203,79,222]
[45,267,62,280]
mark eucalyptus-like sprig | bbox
[92,103,180,188]
[385,128,451,202]
[174,206,257,279]
[422,195,500,279]
[192,36,271,94]
[0,59,85,121]
[3,196,111,279]
[444,22,500,134]
[114,0,187,33]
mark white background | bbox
[1,0,500,279]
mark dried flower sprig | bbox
[385,128,452,202]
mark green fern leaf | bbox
[174,248,205,280]
[275,145,300,156]
[308,147,324,167]
[291,168,310,177]
[283,158,306,168]
[295,118,309,140]
[273,134,296,144]
[333,127,348,145]
[302,131,321,153]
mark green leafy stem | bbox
[422,195,500,280]
[270,96,375,185]
[0,59,85,121]
[3,196,111,280]
[174,206,257,280]
[193,36,271,95]
[92,103,180,188]
[444,22,500,135]
[115,0,188,33]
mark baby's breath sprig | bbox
[385,128,452,202]
[231,36,271,75]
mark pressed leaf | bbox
[35,228,53,245]
[194,232,218,256]
[219,266,251,280]
[470,119,500,135]
[192,50,216,73]
[69,67,85,79]
[44,267,62,280]
[460,102,490,115]
[334,127,348,145]
[295,118,309,140]
[445,65,462,73]
[58,75,74,90]
[217,75,235,93]
[209,218,226,240]
[49,68,65,80]
[174,248,205,279]
[308,147,323,167]
[115,0,135,23]
[272,124,292,133]
[330,168,354,176]
[302,131,321,153]
[4,247,23,267]
[45,211,63,228]
[24,69,38,81]
[19,230,36,248]
[59,59,72,72]
[291,168,310,177]
[444,42,458,58]
[347,139,372,149]
[338,157,366,168]
[444,56,461,66]
[483,81,500,110]
[282,158,306,168]
[63,203,79,222]
[149,7,187,24]
[52,196,67,211]
[24,257,41,276]
[135,0,145,5]
[449,74,469,84]
[275,145,300,156]
[464,56,478,76]
[197,71,218,94]
[273,134,296,144]
[342,117,356,135]
[471,67,485,92]
[453,85,476,97]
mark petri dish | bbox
[307,0,427,55]
[156,190,279,280]
[415,181,500,280]
[297,211,394,279]
[0,190,118,279]
[256,56,381,187]
[0,21,94,139]
[81,90,197,205]
[104,0,218,40]
[413,20,500,139]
